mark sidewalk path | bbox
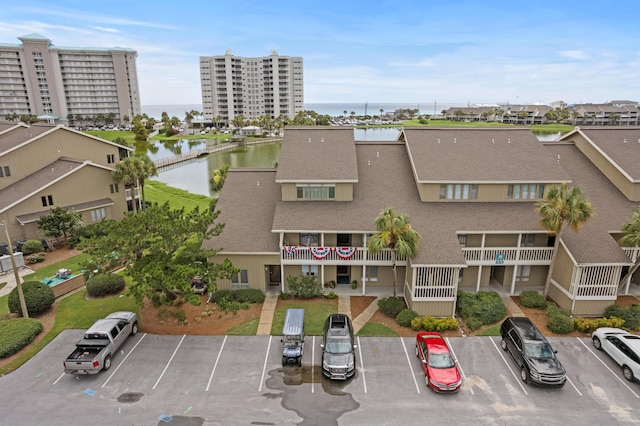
[256,295,278,335]
[352,297,380,334]
[502,295,525,317]
[0,267,35,298]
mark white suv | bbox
[592,327,640,382]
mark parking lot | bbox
[1,331,639,425]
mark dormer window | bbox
[296,184,335,200]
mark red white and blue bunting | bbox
[335,247,357,259]
[310,246,331,259]
[283,246,298,256]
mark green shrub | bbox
[0,318,43,358]
[325,291,337,300]
[86,274,125,297]
[279,291,292,300]
[21,240,44,255]
[411,316,459,332]
[456,291,507,330]
[547,312,574,334]
[396,309,418,327]
[209,289,233,304]
[286,275,322,299]
[547,303,572,318]
[574,316,625,333]
[69,220,114,248]
[604,304,640,330]
[378,297,406,318]
[8,281,55,316]
[519,291,547,309]
[233,288,265,304]
[26,253,45,264]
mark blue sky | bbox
[1,1,639,106]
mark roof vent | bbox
[367,160,371,166]
[376,151,379,158]
[437,138,440,143]
[321,137,324,143]
[308,138,311,143]
[492,138,495,143]
[453,138,457,143]
[623,138,627,143]
[507,138,511,144]
[257,181,260,186]
[557,155,561,163]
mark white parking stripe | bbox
[566,376,582,396]
[400,337,421,394]
[489,336,528,395]
[311,336,315,394]
[100,333,147,388]
[205,335,227,391]
[357,336,367,393]
[52,372,65,385]
[445,337,472,395]
[152,334,185,390]
[577,337,640,399]
[258,335,272,392]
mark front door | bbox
[337,265,350,284]
[268,265,281,286]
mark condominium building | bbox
[203,126,640,318]
[0,33,141,124]
[200,50,303,126]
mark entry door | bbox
[268,265,281,286]
[337,265,350,284]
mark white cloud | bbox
[559,50,588,60]
[92,26,120,33]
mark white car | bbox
[592,327,640,382]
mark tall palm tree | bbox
[133,154,158,210]
[113,157,141,213]
[367,208,420,297]
[619,207,640,289]
[535,183,594,296]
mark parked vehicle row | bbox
[592,327,640,382]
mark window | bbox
[301,265,318,276]
[458,234,467,247]
[439,184,478,200]
[90,208,106,222]
[520,234,536,247]
[231,269,249,289]
[41,195,54,207]
[0,166,9,177]
[365,266,378,282]
[516,265,531,282]
[508,184,545,200]
[299,233,319,246]
[107,154,115,164]
[296,184,335,200]
[110,183,119,193]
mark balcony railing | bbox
[461,247,554,265]
[281,246,406,265]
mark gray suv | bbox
[321,314,357,380]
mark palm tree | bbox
[535,183,594,296]
[133,154,157,210]
[367,208,420,297]
[619,207,640,289]
[113,157,141,213]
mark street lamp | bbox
[2,221,29,318]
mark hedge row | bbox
[0,318,43,358]
[411,316,459,332]
[456,291,507,330]
[519,290,547,309]
[8,281,55,316]
[546,304,573,334]
[604,304,640,330]
[378,297,407,318]
[208,288,265,305]
[86,274,126,297]
[285,275,322,299]
[574,316,625,333]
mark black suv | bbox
[500,317,566,387]
[321,314,357,380]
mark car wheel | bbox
[501,338,507,351]
[282,356,287,367]
[425,375,430,388]
[520,367,529,383]
[297,357,302,367]
[623,365,635,382]
[103,355,112,371]
[592,336,602,350]
[131,321,138,336]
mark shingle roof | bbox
[563,128,640,181]
[275,126,358,182]
[0,124,52,154]
[403,127,571,182]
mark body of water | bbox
[142,102,467,120]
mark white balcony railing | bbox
[461,247,554,265]
[281,246,406,265]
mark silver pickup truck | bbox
[63,311,138,375]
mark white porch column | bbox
[476,265,483,293]
[280,263,285,292]
[510,265,518,295]
[362,234,368,295]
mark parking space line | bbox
[205,335,227,391]
[400,337,420,394]
[152,334,185,390]
[258,335,272,392]
[445,337,472,395]
[566,376,582,396]
[489,337,528,395]
[357,336,367,393]
[52,372,65,386]
[577,337,640,399]
[311,336,315,394]
[100,333,147,388]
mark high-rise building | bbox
[200,50,303,126]
[0,33,141,125]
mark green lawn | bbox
[85,130,137,145]
[226,317,260,335]
[22,253,91,283]
[475,322,502,336]
[357,322,399,336]
[270,299,338,336]
[145,180,212,212]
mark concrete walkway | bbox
[256,294,379,335]
[0,267,35,298]
[502,295,525,317]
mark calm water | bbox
[150,128,564,196]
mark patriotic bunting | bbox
[335,247,357,259]
[309,246,331,259]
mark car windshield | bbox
[325,339,352,354]
[524,342,555,358]
[428,352,455,369]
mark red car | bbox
[415,332,462,393]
